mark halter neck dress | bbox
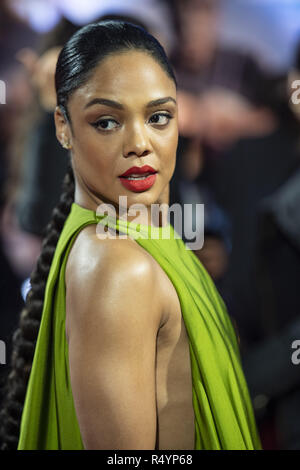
[18,202,261,450]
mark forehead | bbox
[70,50,176,107]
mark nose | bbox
[123,120,151,158]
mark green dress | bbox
[18,202,262,450]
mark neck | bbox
[74,178,170,228]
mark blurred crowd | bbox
[1,0,300,450]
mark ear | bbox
[54,106,72,149]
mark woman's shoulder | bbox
[65,223,166,339]
[66,223,156,280]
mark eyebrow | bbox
[84,96,177,110]
[146,97,177,108]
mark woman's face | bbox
[55,50,178,214]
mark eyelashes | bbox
[91,112,174,132]
[148,113,173,126]
[91,119,119,131]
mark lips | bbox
[119,165,158,192]
[119,173,157,192]
[119,165,157,178]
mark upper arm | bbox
[65,239,162,450]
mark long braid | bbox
[0,164,75,450]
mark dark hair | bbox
[0,20,176,450]
[55,20,177,121]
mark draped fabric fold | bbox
[18,202,261,450]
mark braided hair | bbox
[0,166,75,449]
[0,20,176,449]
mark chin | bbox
[125,191,159,206]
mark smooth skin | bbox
[54,51,192,450]
[55,50,178,225]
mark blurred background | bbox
[1,0,300,450]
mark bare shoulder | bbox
[65,224,166,340]
[64,224,163,449]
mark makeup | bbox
[119,165,157,192]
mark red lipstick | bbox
[119,165,157,192]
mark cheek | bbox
[153,119,177,145]
[158,130,178,169]
[73,130,120,174]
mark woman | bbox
[0,21,261,450]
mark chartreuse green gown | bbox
[18,202,261,450]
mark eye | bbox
[149,112,173,126]
[91,118,120,132]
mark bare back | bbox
[65,224,195,450]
